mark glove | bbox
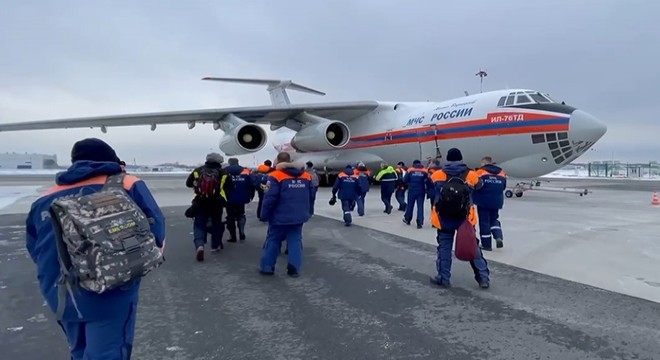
[329,196,337,206]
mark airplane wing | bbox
[0,101,379,132]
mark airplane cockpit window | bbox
[526,91,554,103]
[497,91,556,107]
[516,94,532,104]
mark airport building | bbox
[0,152,60,170]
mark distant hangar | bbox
[0,152,59,170]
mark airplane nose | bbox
[569,109,607,143]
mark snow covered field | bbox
[542,168,660,180]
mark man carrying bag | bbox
[429,148,490,289]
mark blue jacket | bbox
[403,164,432,196]
[473,164,507,209]
[25,161,166,322]
[375,166,397,193]
[355,168,371,193]
[226,164,255,204]
[431,162,483,230]
[332,169,361,201]
[259,163,313,225]
[252,164,273,195]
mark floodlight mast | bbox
[475,69,488,93]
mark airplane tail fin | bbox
[201,77,326,106]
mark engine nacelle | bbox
[218,123,267,155]
[290,121,350,152]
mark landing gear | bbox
[504,180,591,198]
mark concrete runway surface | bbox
[1,174,660,359]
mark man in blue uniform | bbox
[331,165,361,226]
[253,160,273,219]
[225,157,256,242]
[427,159,442,207]
[430,148,490,288]
[473,156,507,250]
[402,160,432,229]
[375,161,397,214]
[25,138,166,359]
[305,161,320,215]
[259,152,313,277]
[354,162,372,216]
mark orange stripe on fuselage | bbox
[45,174,140,195]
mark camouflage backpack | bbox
[49,173,164,319]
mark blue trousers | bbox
[435,229,490,286]
[404,192,425,225]
[356,194,367,216]
[260,224,303,274]
[477,207,503,249]
[193,208,224,249]
[341,199,354,224]
[395,188,407,210]
[58,302,137,360]
[310,187,318,215]
[256,190,264,218]
[380,186,394,212]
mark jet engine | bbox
[218,122,267,155]
[290,120,350,152]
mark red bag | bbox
[455,220,477,261]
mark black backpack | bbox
[436,169,471,219]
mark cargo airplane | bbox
[0,77,607,186]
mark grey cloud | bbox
[1,0,659,165]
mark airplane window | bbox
[531,134,545,144]
[505,96,515,106]
[516,94,532,104]
[551,150,562,158]
[548,142,559,150]
[529,93,551,103]
[558,132,568,140]
[564,150,573,158]
[543,93,557,102]
[546,133,557,141]
[555,156,565,164]
[497,97,506,106]
[559,140,570,148]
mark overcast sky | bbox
[1,0,658,166]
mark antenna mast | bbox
[475,69,488,93]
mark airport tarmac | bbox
[1,174,660,359]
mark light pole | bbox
[475,69,488,93]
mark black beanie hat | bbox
[71,138,119,163]
[446,148,463,162]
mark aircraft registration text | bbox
[489,113,525,123]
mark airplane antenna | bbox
[475,69,488,93]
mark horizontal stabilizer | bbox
[202,77,325,106]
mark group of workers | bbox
[334,150,507,252]
[23,136,507,359]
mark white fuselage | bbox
[270,89,606,178]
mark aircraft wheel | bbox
[515,192,523,198]
[505,190,514,198]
